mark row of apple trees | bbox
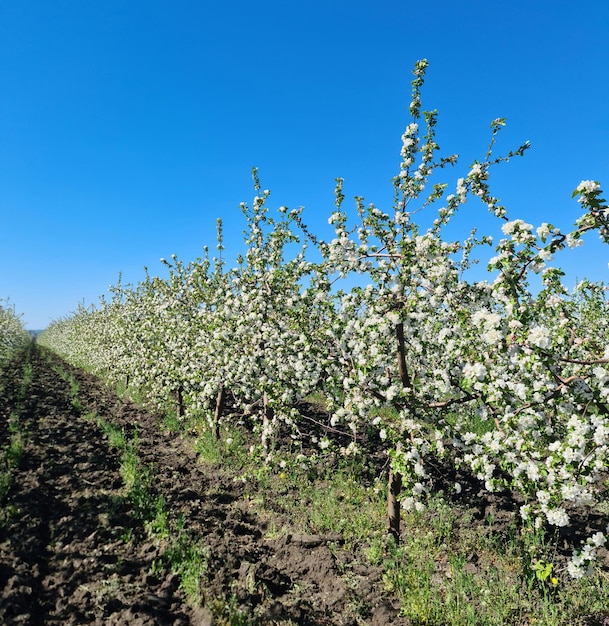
[39,60,609,578]
[0,300,30,365]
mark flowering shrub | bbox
[38,60,609,577]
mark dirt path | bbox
[0,346,404,625]
[0,346,195,625]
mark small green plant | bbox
[120,444,141,492]
[196,426,248,470]
[19,361,33,396]
[162,537,209,605]
[95,411,211,610]
[99,420,127,451]
[195,429,222,464]
[0,413,25,507]
[207,592,251,626]
[532,560,558,587]
[5,434,24,469]
[162,411,183,433]
[144,495,170,539]
[0,471,11,503]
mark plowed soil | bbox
[0,345,404,625]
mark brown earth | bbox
[0,345,406,625]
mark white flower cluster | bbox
[501,219,535,245]
[576,180,601,195]
[527,325,551,349]
[463,362,487,381]
[471,308,504,345]
[568,532,607,578]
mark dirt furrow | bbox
[0,348,192,625]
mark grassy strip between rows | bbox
[49,360,251,625]
[90,415,252,624]
[54,354,609,625]
[191,412,609,626]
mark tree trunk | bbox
[175,384,185,419]
[396,322,411,389]
[262,390,274,454]
[214,386,226,440]
[386,322,410,542]
[388,468,402,543]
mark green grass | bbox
[98,418,127,451]
[0,351,31,516]
[4,432,24,469]
[381,498,609,625]
[93,416,168,532]
[260,466,386,548]
[154,533,209,605]
[205,432,609,626]
[195,425,250,471]
[93,411,220,608]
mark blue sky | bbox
[1,1,608,329]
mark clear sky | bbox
[1,0,608,329]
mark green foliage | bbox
[195,426,249,470]
[0,471,11,505]
[99,420,127,451]
[156,536,209,605]
[96,411,211,608]
[4,433,24,470]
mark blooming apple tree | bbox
[38,60,609,577]
[0,300,29,364]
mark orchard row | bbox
[39,61,609,578]
[0,301,30,365]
